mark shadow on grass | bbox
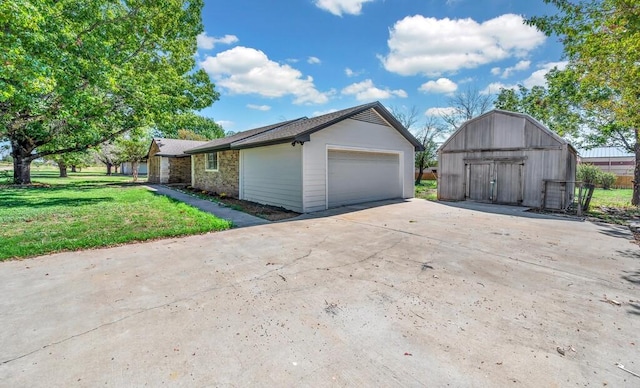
[0,195,114,208]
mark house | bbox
[578,147,634,176]
[578,146,635,188]
[437,110,577,210]
[121,161,148,176]
[184,101,424,213]
[147,138,207,184]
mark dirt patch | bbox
[178,186,300,221]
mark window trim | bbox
[205,152,219,171]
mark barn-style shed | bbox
[437,110,577,210]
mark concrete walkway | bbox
[146,185,269,228]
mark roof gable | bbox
[186,101,424,153]
[149,138,208,158]
[438,109,573,152]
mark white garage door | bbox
[327,150,402,208]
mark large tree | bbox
[155,112,225,140]
[528,0,640,204]
[1,0,218,184]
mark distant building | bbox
[578,147,635,176]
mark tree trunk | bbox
[415,164,425,186]
[10,141,33,185]
[71,165,77,172]
[114,164,119,174]
[12,155,32,184]
[58,161,68,178]
[106,162,112,175]
[633,142,640,206]
[132,161,138,182]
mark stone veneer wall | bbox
[167,157,192,184]
[147,141,161,183]
[192,150,239,197]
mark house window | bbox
[205,152,218,171]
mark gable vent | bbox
[351,109,390,127]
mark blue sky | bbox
[196,0,565,133]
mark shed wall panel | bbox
[492,115,525,148]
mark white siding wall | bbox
[302,118,415,212]
[240,143,303,212]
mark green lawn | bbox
[0,169,231,261]
[588,188,633,208]
[415,180,437,201]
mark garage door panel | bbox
[328,150,401,207]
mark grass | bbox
[0,168,231,261]
[415,180,437,201]
[582,187,640,224]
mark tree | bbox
[528,0,640,204]
[92,142,120,176]
[1,0,219,184]
[414,118,445,185]
[391,106,447,185]
[46,151,92,177]
[156,113,225,140]
[439,86,494,130]
[115,132,149,182]
[177,129,207,141]
[494,71,583,139]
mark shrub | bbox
[599,172,617,189]
[577,164,601,185]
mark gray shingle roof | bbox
[184,118,306,154]
[151,138,208,157]
[185,101,424,153]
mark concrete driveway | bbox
[1,199,639,387]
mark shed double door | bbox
[466,162,523,204]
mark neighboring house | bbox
[147,138,207,184]
[438,110,577,210]
[185,101,424,213]
[121,161,148,175]
[578,147,634,176]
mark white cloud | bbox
[247,104,271,111]
[200,46,330,105]
[345,67,363,77]
[381,14,546,76]
[491,67,502,76]
[217,120,234,129]
[500,60,531,78]
[308,56,321,65]
[523,61,568,88]
[341,79,407,101]
[425,107,457,117]
[480,82,515,95]
[312,108,339,117]
[419,78,458,94]
[197,33,239,50]
[315,0,374,16]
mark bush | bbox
[599,172,617,189]
[577,164,601,185]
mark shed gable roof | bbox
[438,109,575,153]
[185,101,424,153]
[149,138,208,158]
